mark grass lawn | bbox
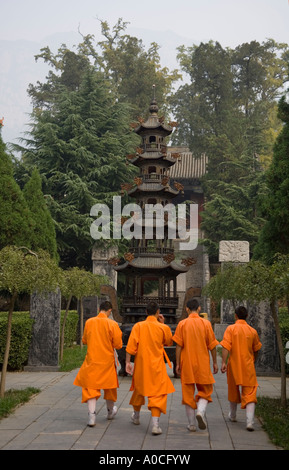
[0,387,40,420]
[256,396,289,450]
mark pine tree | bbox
[22,168,58,260]
[254,96,289,263]
[0,132,33,249]
[18,67,138,268]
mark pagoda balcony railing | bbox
[141,173,162,182]
[141,143,167,153]
[130,247,174,256]
[122,296,178,307]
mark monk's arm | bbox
[175,344,182,376]
[125,352,134,375]
[210,347,219,374]
[221,347,229,373]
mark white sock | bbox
[152,416,159,427]
[246,402,255,423]
[133,410,140,418]
[87,398,96,414]
[185,405,196,425]
[197,398,208,414]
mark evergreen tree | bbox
[22,168,58,260]
[254,95,289,263]
[0,131,33,249]
[170,39,288,260]
[17,67,138,269]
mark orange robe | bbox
[220,319,262,387]
[126,316,175,398]
[173,313,219,385]
[73,312,122,393]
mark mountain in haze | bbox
[0,29,198,146]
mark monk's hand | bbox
[175,364,181,376]
[158,314,165,324]
[126,362,134,376]
[221,362,227,373]
[213,362,219,374]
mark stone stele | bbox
[219,240,250,263]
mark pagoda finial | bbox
[149,84,158,115]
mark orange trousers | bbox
[130,389,168,417]
[81,387,117,404]
[227,371,257,408]
[181,383,213,409]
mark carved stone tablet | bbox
[219,240,249,263]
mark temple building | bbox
[92,99,210,322]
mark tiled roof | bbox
[168,152,208,180]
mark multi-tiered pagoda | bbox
[111,95,195,374]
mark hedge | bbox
[0,310,78,370]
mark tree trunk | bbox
[0,292,17,398]
[270,300,287,408]
[59,295,72,361]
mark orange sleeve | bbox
[220,326,232,351]
[126,323,139,356]
[172,322,183,347]
[163,324,173,347]
[112,322,123,350]
[205,320,219,350]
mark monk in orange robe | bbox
[74,301,122,427]
[221,305,262,431]
[125,301,175,435]
[173,298,219,431]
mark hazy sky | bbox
[1,0,289,145]
[1,0,289,48]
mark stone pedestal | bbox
[25,289,61,371]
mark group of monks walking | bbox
[73,297,262,435]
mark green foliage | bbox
[0,246,61,296]
[171,39,288,260]
[18,66,138,268]
[0,136,34,250]
[254,95,289,263]
[0,310,79,370]
[0,313,33,369]
[60,310,78,348]
[202,259,284,304]
[11,19,182,269]
[0,388,40,420]
[22,168,58,260]
[59,267,107,301]
[78,18,180,119]
[256,397,289,450]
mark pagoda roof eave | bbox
[128,185,179,197]
[128,155,176,167]
[134,120,173,135]
[114,259,189,274]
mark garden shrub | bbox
[0,310,78,370]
